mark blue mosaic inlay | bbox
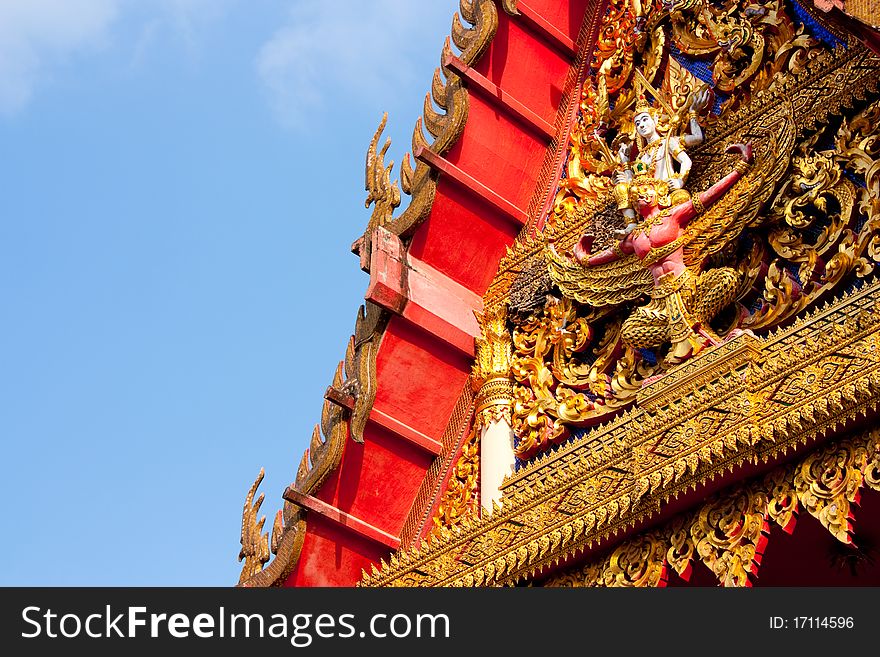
[784,260,804,287]
[792,0,845,49]
[846,275,867,293]
[669,45,727,114]
[637,348,658,365]
[844,167,866,188]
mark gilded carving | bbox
[473,306,515,428]
[510,296,660,458]
[543,561,604,587]
[765,465,799,533]
[794,438,866,543]
[422,306,516,537]
[430,426,480,537]
[813,0,880,31]
[602,531,668,587]
[666,514,696,581]
[539,428,880,588]
[543,530,667,587]
[428,301,515,538]
[691,485,769,587]
[238,468,271,584]
[864,429,880,491]
[359,0,880,589]
[488,0,880,463]
[360,281,880,587]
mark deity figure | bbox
[552,143,753,366]
[613,87,711,225]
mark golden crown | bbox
[634,94,653,115]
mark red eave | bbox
[274,0,602,587]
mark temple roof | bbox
[238,0,599,587]
[238,0,880,588]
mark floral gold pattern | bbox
[691,486,769,587]
[486,0,880,465]
[430,426,480,538]
[359,281,880,587]
[794,438,866,543]
[543,428,879,587]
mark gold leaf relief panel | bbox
[498,0,880,464]
[542,428,880,588]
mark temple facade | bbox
[238,0,880,588]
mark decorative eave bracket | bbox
[365,226,482,357]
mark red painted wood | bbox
[407,178,521,295]
[515,1,577,58]
[369,407,442,456]
[285,514,390,587]
[311,420,434,537]
[512,0,591,43]
[415,146,528,228]
[373,316,472,441]
[472,11,572,124]
[284,488,401,550]
[364,227,407,314]
[441,97,548,211]
[364,226,482,356]
[402,255,482,357]
[445,53,555,139]
[322,380,443,456]
[285,1,600,588]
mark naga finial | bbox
[237,468,271,584]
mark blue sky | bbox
[0,0,461,585]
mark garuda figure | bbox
[547,142,754,366]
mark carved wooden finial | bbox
[238,468,271,584]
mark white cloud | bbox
[157,0,232,59]
[256,0,458,130]
[0,1,454,120]
[0,0,236,114]
[0,0,119,114]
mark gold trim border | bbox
[360,278,880,586]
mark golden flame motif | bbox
[510,297,659,458]
[692,487,770,587]
[430,426,480,539]
[361,287,880,586]
[794,438,867,543]
[501,0,880,463]
[238,468,271,584]
[542,429,880,587]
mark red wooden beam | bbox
[365,227,481,357]
[514,1,578,59]
[283,488,401,551]
[325,383,443,457]
[324,386,355,410]
[370,407,442,456]
[414,146,529,228]
[444,53,555,140]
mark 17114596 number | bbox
[794,617,854,629]
[770,617,855,629]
